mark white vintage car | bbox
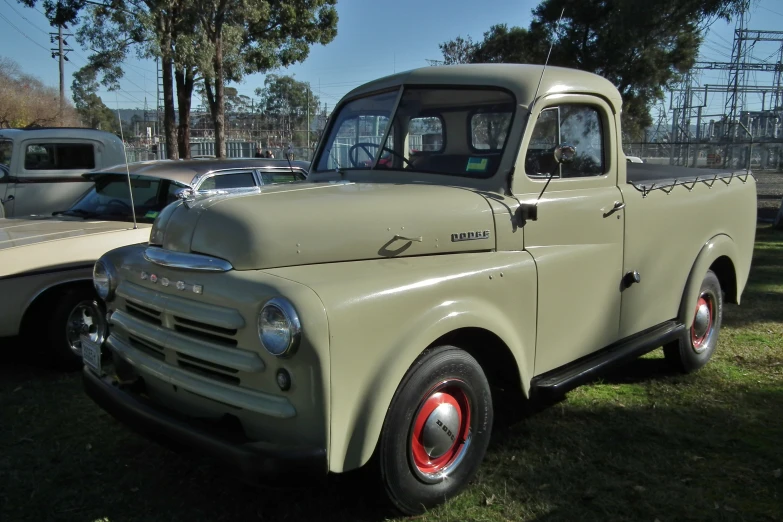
[0,158,308,369]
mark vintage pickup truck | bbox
[82,64,757,515]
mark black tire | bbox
[43,286,107,371]
[377,345,493,515]
[664,270,723,373]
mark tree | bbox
[197,0,338,157]
[438,0,748,139]
[71,67,120,132]
[254,74,319,147]
[0,58,79,128]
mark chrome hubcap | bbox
[409,381,473,484]
[693,303,711,339]
[65,301,105,356]
[421,402,460,459]
[691,294,714,353]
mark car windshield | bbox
[54,174,186,223]
[313,86,516,177]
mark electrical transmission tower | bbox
[666,0,783,170]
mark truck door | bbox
[514,95,625,375]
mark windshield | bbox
[0,139,11,168]
[56,174,186,223]
[314,87,516,177]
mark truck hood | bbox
[0,217,137,250]
[154,181,496,270]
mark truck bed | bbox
[626,163,751,196]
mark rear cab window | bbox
[24,143,96,170]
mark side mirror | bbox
[554,144,576,164]
[174,187,194,200]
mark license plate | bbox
[81,335,101,373]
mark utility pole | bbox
[50,24,73,116]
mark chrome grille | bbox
[113,280,263,388]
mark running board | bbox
[530,321,685,400]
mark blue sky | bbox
[1,0,782,118]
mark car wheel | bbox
[664,270,723,373]
[377,345,493,515]
[46,287,107,371]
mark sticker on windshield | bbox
[145,211,160,219]
[466,157,488,172]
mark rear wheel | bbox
[664,270,723,373]
[377,345,493,515]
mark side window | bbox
[408,116,444,153]
[525,104,606,178]
[24,143,95,170]
[260,171,304,184]
[198,171,257,191]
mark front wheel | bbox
[45,287,107,371]
[664,270,723,373]
[378,345,493,515]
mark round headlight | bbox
[93,259,117,301]
[258,298,301,357]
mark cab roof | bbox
[342,63,623,111]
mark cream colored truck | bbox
[82,64,757,515]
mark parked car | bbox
[0,127,128,218]
[83,64,756,515]
[0,158,308,370]
[626,155,644,163]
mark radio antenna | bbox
[531,7,566,111]
[114,92,137,229]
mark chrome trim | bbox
[106,334,296,418]
[117,280,245,330]
[112,310,263,373]
[143,247,233,272]
[258,297,302,358]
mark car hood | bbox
[151,181,496,270]
[0,217,153,278]
[0,217,137,250]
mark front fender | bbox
[268,251,537,473]
[679,234,739,329]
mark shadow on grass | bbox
[477,384,783,522]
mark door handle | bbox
[603,200,625,217]
[0,195,13,203]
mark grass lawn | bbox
[1,225,781,522]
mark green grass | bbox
[2,226,782,522]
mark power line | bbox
[0,12,50,52]
[2,0,49,35]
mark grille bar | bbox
[111,310,264,373]
[106,334,295,418]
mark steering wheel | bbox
[347,142,412,168]
[105,199,133,212]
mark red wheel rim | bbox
[691,295,713,349]
[409,381,472,478]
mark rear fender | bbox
[679,234,738,329]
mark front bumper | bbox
[83,367,327,483]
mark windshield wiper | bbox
[52,208,101,218]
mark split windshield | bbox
[54,174,186,223]
[314,87,516,177]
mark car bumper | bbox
[83,367,327,482]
